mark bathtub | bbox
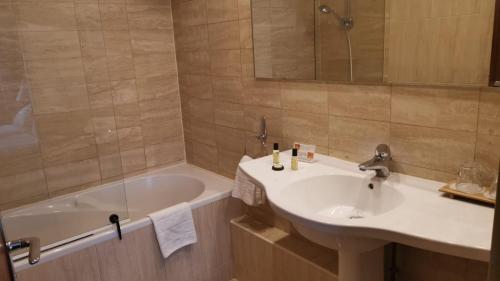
[0,162,234,272]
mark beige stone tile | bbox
[241,48,255,78]
[208,20,240,50]
[0,62,27,85]
[15,3,77,31]
[79,31,106,58]
[242,79,281,108]
[31,85,90,114]
[391,162,455,183]
[127,5,173,29]
[120,147,146,174]
[244,105,282,137]
[282,111,329,147]
[114,102,141,128]
[176,50,210,75]
[76,3,101,30]
[212,76,243,103]
[179,74,212,99]
[136,74,179,101]
[103,30,132,57]
[207,0,238,23]
[0,31,23,63]
[328,84,391,121]
[106,55,135,81]
[0,194,49,212]
[44,158,101,192]
[214,101,245,129]
[99,153,123,179]
[130,29,175,55]
[145,137,185,167]
[189,97,214,122]
[216,125,246,154]
[191,141,218,172]
[134,52,177,78]
[281,82,328,114]
[36,111,98,166]
[0,149,44,179]
[127,0,171,5]
[26,58,85,88]
[16,246,101,281]
[475,134,500,181]
[111,79,138,105]
[210,50,242,77]
[0,4,17,31]
[83,56,110,83]
[140,101,183,145]
[478,88,500,136]
[390,124,476,174]
[173,24,208,51]
[0,169,47,205]
[238,0,251,19]
[391,86,480,132]
[217,149,242,178]
[239,19,253,49]
[99,4,128,30]
[329,116,390,162]
[117,126,143,151]
[190,119,216,146]
[171,0,207,27]
[21,31,81,60]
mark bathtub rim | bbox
[5,161,234,272]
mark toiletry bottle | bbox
[291,148,298,171]
[273,143,280,165]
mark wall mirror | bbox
[251,0,496,86]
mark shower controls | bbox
[109,214,122,240]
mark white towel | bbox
[148,202,197,258]
[232,155,266,206]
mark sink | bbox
[280,175,404,220]
[239,151,494,281]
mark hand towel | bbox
[148,202,197,258]
[232,155,266,206]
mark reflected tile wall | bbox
[0,0,184,210]
[172,0,500,185]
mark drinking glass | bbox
[456,162,483,194]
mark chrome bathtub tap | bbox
[359,144,392,178]
[6,237,40,265]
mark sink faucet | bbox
[359,144,392,178]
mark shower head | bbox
[318,4,354,30]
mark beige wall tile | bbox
[390,124,476,174]
[106,55,135,81]
[475,134,500,180]
[136,75,179,101]
[210,49,242,77]
[216,125,246,154]
[21,31,81,60]
[242,79,281,108]
[238,0,251,19]
[239,19,253,49]
[79,31,106,58]
[478,88,500,136]
[179,74,213,99]
[217,148,242,178]
[44,158,101,192]
[98,153,123,179]
[191,141,218,172]
[392,86,480,132]
[207,0,238,23]
[171,0,207,27]
[120,147,146,174]
[173,24,209,51]
[328,84,391,121]
[103,30,132,57]
[212,76,243,103]
[177,50,211,75]
[83,56,111,83]
[208,20,240,50]
[214,101,245,129]
[130,29,174,55]
[391,162,455,183]
[145,137,185,167]
[0,4,17,31]
[241,48,255,78]
[0,31,23,63]
[134,52,177,78]
[117,126,143,151]
[31,85,90,114]
[0,169,47,205]
[244,105,282,137]
[26,58,85,88]
[99,4,128,30]
[281,82,328,114]
[189,97,214,122]
[114,102,141,128]
[127,5,173,29]
[76,4,101,30]
[329,116,390,161]
[15,3,77,31]
[111,79,138,105]
[282,111,329,147]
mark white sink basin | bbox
[281,175,404,220]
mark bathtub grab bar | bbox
[6,237,40,265]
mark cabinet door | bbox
[0,232,14,281]
[491,0,500,86]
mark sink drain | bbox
[349,215,364,219]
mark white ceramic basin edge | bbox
[240,151,494,262]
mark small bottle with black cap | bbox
[272,143,284,171]
[291,148,298,171]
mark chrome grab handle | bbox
[256,117,267,145]
[6,237,40,265]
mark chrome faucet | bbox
[256,117,267,146]
[6,237,40,265]
[359,144,392,178]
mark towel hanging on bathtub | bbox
[232,155,266,206]
[148,202,197,259]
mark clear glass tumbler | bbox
[456,162,483,194]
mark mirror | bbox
[251,0,496,86]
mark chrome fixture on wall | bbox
[5,237,40,265]
[256,117,268,146]
[318,1,354,82]
[359,144,392,178]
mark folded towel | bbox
[148,202,197,258]
[232,155,266,206]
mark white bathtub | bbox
[0,162,234,272]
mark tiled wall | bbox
[0,0,184,210]
[385,0,495,85]
[172,0,500,184]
